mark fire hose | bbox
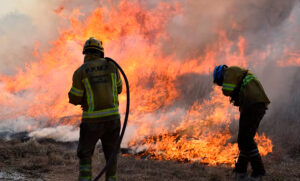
[93,57,130,181]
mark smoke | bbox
[29,125,79,142]
[0,13,37,75]
[0,0,298,155]
[162,0,298,60]
[0,1,58,75]
[144,0,300,147]
[0,0,99,139]
[133,0,300,151]
[0,0,102,75]
[155,0,300,150]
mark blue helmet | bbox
[213,65,228,86]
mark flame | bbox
[278,49,300,66]
[0,0,281,166]
[128,88,273,166]
[54,6,65,14]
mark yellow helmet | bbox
[82,37,104,54]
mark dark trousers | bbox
[77,119,120,181]
[235,103,266,176]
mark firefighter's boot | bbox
[79,162,92,181]
[249,152,265,177]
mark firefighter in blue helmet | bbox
[69,37,122,181]
[213,65,270,181]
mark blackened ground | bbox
[0,139,299,181]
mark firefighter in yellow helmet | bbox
[213,65,270,181]
[68,37,122,181]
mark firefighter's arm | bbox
[68,70,84,105]
[222,71,237,97]
[116,69,123,94]
[222,82,236,97]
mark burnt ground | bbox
[0,139,299,181]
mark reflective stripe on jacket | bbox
[68,53,122,122]
[222,66,270,110]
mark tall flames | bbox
[2,0,300,166]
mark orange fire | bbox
[128,88,273,166]
[0,0,279,166]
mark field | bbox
[0,138,299,181]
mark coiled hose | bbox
[93,57,130,181]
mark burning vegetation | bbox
[0,0,299,177]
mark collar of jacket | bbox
[84,53,102,63]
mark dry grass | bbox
[0,139,299,181]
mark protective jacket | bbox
[68,54,122,122]
[222,66,270,110]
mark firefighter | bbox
[68,37,122,181]
[213,65,270,181]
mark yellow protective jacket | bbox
[222,66,270,110]
[68,54,122,122]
